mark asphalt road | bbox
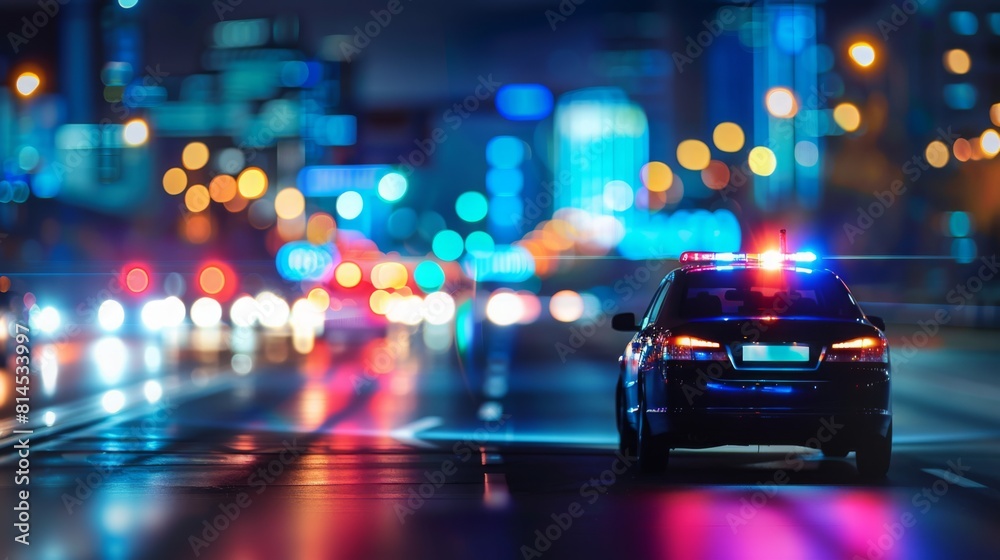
[2,325,999,560]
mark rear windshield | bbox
[666,268,863,320]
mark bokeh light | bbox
[549,290,584,322]
[238,167,268,200]
[456,191,488,222]
[184,214,212,243]
[712,122,745,152]
[124,266,150,293]
[422,292,456,325]
[15,72,41,96]
[953,138,972,162]
[432,230,464,261]
[182,142,210,170]
[465,231,495,257]
[603,180,634,211]
[199,266,226,295]
[486,291,525,326]
[308,287,331,311]
[102,390,126,414]
[191,297,223,328]
[833,102,861,132]
[980,129,1000,157]
[123,119,149,146]
[209,175,237,203]
[794,141,819,167]
[748,146,778,176]
[372,262,409,290]
[334,262,363,288]
[676,139,711,170]
[336,191,364,220]
[700,161,731,190]
[255,291,289,329]
[926,140,950,168]
[274,187,306,220]
[97,300,126,332]
[369,290,391,315]
[306,213,337,244]
[849,41,876,67]
[184,184,210,212]
[224,194,249,213]
[377,172,408,202]
[162,168,187,195]
[948,211,972,237]
[765,87,798,118]
[640,161,673,192]
[943,49,971,74]
[414,261,445,292]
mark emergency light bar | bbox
[680,230,817,266]
[679,250,818,265]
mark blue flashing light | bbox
[119,0,139,8]
[496,84,554,121]
[679,251,817,265]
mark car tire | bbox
[856,421,892,480]
[617,382,638,457]
[636,380,669,474]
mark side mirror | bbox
[612,312,640,332]
[868,315,886,332]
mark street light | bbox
[15,72,41,97]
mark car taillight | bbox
[652,334,728,361]
[825,337,888,363]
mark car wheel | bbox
[636,380,669,474]
[856,421,892,480]
[617,382,638,457]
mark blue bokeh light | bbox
[496,84,554,121]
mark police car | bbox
[613,242,892,478]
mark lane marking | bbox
[922,468,988,489]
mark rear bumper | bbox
[643,361,891,448]
[645,409,891,448]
